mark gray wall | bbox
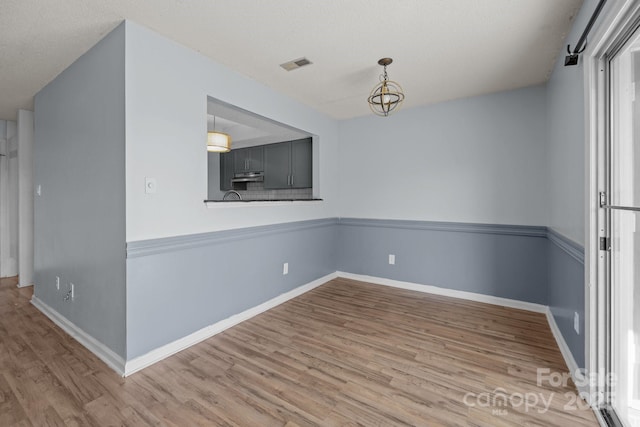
[126,219,337,359]
[548,230,585,367]
[33,23,127,358]
[337,218,548,304]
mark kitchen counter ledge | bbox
[205,199,323,208]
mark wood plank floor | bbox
[0,276,598,426]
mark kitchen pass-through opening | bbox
[205,96,319,203]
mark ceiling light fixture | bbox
[207,116,231,153]
[367,58,404,117]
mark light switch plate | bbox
[145,177,157,194]
[574,312,579,334]
[389,254,396,265]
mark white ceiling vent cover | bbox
[280,57,313,71]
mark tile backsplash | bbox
[235,181,313,200]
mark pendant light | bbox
[367,58,405,117]
[207,116,231,153]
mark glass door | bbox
[603,23,640,426]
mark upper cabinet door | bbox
[233,148,248,173]
[264,142,290,189]
[264,138,312,189]
[247,146,264,172]
[233,146,264,173]
[219,151,234,191]
[290,138,312,188]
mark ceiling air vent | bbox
[280,57,312,71]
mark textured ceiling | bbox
[0,0,583,121]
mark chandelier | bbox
[367,58,405,117]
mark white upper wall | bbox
[546,0,599,246]
[124,21,339,242]
[338,85,548,226]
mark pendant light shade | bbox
[367,58,405,117]
[207,116,231,153]
[207,131,231,153]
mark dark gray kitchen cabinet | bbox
[263,142,290,189]
[264,138,312,189]
[290,138,312,188]
[233,146,264,173]
[219,151,234,191]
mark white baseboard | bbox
[545,307,587,393]
[31,296,126,375]
[545,309,603,424]
[335,272,548,313]
[123,272,338,376]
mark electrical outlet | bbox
[388,254,396,265]
[283,262,289,275]
[56,276,60,290]
[145,177,157,194]
[574,312,579,334]
[70,283,75,301]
